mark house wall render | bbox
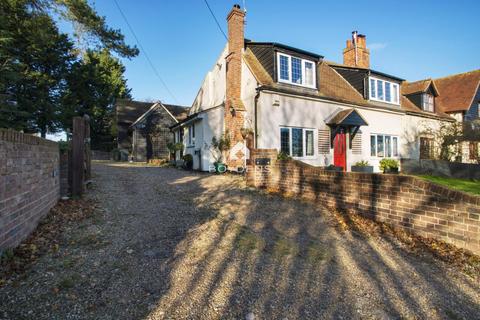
[246,149,480,254]
[0,129,60,250]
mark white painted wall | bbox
[177,107,225,171]
[241,57,259,130]
[256,91,448,172]
[189,46,228,115]
[176,51,259,171]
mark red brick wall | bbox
[0,129,60,250]
[225,5,246,169]
[246,149,480,254]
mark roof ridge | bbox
[404,78,432,84]
[433,69,480,81]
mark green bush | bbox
[167,142,183,152]
[353,160,370,167]
[182,154,193,170]
[210,132,231,163]
[277,151,292,160]
[58,140,70,153]
[379,158,399,171]
[182,154,193,162]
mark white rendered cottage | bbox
[171,4,478,172]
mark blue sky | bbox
[87,0,479,107]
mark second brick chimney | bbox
[224,4,246,169]
[343,31,370,69]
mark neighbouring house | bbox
[403,71,480,163]
[171,4,479,172]
[116,99,154,151]
[116,99,188,161]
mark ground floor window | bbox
[280,127,315,158]
[469,142,478,160]
[370,134,399,157]
[420,137,435,159]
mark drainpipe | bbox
[254,88,261,149]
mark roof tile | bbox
[434,70,480,113]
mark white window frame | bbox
[276,53,317,89]
[279,126,316,159]
[422,93,434,112]
[370,133,399,158]
[369,76,400,105]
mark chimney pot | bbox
[233,4,240,9]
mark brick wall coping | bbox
[0,129,58,147]
[248,148,480,206]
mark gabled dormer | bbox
[402,79,439,113]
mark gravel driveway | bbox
[1,162,479,319]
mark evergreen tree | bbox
[62,49,131,150]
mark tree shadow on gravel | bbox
[2,162,478,320]
[142,166,479,319]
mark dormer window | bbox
[277,53,316,88]
[369,76,400,105]
[422,93,434,112]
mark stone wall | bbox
[0,130,60,250]
[246,149,480,254]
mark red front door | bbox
[334,129,346,171]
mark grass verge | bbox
[417,175,480,196]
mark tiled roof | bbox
[402,79,433,95]
[244,49,453,121]
[434,70,480,113]
[116,99,154,125]
[163,104,190,121]
[243,48,274,85]
[318,62,365,104]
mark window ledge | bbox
[278,79,317,90]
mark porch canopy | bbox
[327,108,368,148]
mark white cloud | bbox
[369,42,388,51]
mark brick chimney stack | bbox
[343,31,370,68]
[225,4,246,169]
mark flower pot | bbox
[325,166,343,172]
[351,165,374,173]
[383,167,399,174]
[214,162,227,173]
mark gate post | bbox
[84,115,91,182]
[72,117,85,196]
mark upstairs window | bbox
[369,77,400,105]
[279,55,289,81]
[422,93,434,112]
[370,78,376,98]
[276,53,316,88]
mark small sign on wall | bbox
[255,158,271,166]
